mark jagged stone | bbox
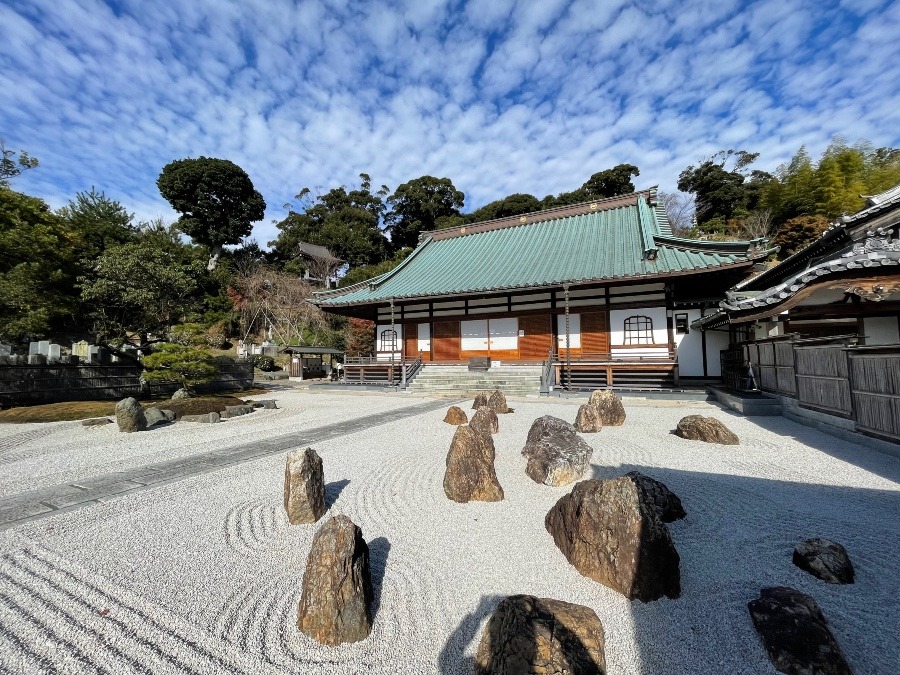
[623,471,686,523]
[284,448,326,525]
[487,390,509,414]
[472,391,490,409]
[521,416,593,487]
[297,515,373,645]
[443,406,468,425]
[674,415,739,444]
[470,406,499,435]
[545,478,680,601]
[792,538,855,584]
[588,390,626,426]
[748,587,852,675]
[443,425,504,503]
[474,595,607,675]
[82,417,111,426]
[574,403,602,433]
[115,397,147,433]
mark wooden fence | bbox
[0,362,254,406]
[743,337,900,442]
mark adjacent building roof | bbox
[281,346,344,355]
[297,242,344,263]
[694,183,900,330]
[315,188,768,309]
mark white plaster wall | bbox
[673,309,704,377]
[609,307,668,345]
[863,316,900,345]
[705,327,730,377]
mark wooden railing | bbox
[541,348,679,390]
[342,355,424,386]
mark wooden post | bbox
[564,284,571,390]
[390,298,395,383]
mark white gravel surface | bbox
[1,392,898,674]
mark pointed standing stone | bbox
[574,404,602,432]
[588,390,626,426]
[443,406,468,425]
[470,406,499,435]
[297,515,373,645]
[443,425,504,502]
[284,448,326,525]
[115,397,147,433]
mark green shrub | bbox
[167,323,207,347]
[142,343,219,391]
[248,354,277,371]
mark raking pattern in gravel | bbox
[0,397,458,530]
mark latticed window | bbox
[379,329,397,351]
[624,316,653,344]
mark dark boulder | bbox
[792,538,854,584]
[674,415,739,444]
[115,397,147,433]
[623,471,686,523]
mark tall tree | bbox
[0,139,39,187]
[58,187,137,264]
[466,193,542,222]
[386,176,464,248]
[677,150,758,229]
[543,164,641,208]
[157,157,266,270]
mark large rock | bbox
[545,478,680,601]
[470,406,499,435]
[284,448,326,525]
[748,587,852,675]
[588,390,626,426]
[222,404,254,419]
[115,397,147,433]
[574,404,602,433]
[487,390,509,414]
[297,515,373,645]
[521,416,593,487]
[443,425,504,503]
[144,407,170,428]
[674,415,739,445]
[473,391,490,409]
[792,538,855,584]
[443,406,468,425]
[623,471,686,523]
[160,409,176,422]
[474,595,606,675]
[171,388,191,400]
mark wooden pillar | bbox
[390,298,396,381]
[564,284,571,390]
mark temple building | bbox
[314,188,771,389]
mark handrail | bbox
[402,352,424,388]
[540,347,556,393]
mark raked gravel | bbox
[0,392,898,674]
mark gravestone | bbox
[48,344,61,361]
[0,344,10,357]
[38,341,50,356]
[28,354,46,365]
[87,345,100,364]
[72,341,90,359]
[29,342,40,356]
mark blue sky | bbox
[2,0,899,246]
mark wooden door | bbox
[519,315,552,360]
[581,311,610,356]
[403,322,418,358]
[433,321,460,361]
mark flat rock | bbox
[82,417,111,426]
[748,586,852,675]
[115,397,147,433]
[222,405,254,419]
[143,407,170,428]
[474,595,606,675]
[792,538,854,584]
[284,448,326,525]
[574,403,602,433]
[487,390,509,414]
[181,412,220,423]
[470,407,499,435]
[443,424,504,503]
[443,406,468,425]
[297,515,373,645]
[171,388,191,400]
[522,416,593,487]
[588,390,626,426]
[623,471,685,523]
[545,478,680,601]
[674,415,739,444]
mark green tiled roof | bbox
[316,190,764,307]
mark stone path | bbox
[0,397,457,531]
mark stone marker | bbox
[545,477,680,601]
[588,390,626,426]
[748,587,852,675]
[144,407,170,428]
[674,415,739,444]
[521,416,593,487]
[443,425,504,503]
[792,538,854,584]
[574,403,602,433]
[475,595,606,675]
[82,417,112,426]
[284,448,326,525]
[27,354,46,366]
[487,389,509,414]
[297,515,373,645]
[470,406,499,435]
[623,471,686,523]
[0,343,11,357]
[171,388,191,400]
[181,412,220,423]
[47,344,61,360]
[115,397,147,433]
[443,406,468,425]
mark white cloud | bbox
[1,0,898,248]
